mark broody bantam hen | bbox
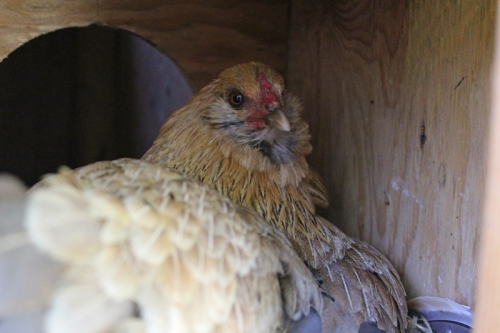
[143,62,408,333]
[0,158,323,333]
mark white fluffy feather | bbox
[0,160,323,333]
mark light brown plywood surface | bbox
[0,0,288,89]
[288,0,495,305]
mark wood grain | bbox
[0,0,288,90]
[288,0,495,306]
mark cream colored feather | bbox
[0,174,63,333]
[0,159,322,333]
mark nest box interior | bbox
[1,0,499,327]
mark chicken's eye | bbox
[228,91,245,108]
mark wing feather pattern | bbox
[4,159,321,333]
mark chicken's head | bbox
[199,62,311,165]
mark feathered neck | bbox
[142,87,348,266]
[144,85,313,189]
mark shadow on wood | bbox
[0,26,192,186]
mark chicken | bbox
[0,158,323,333]
[142,62,408,333]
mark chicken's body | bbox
[143,62,408,333]
[1,159,322,333]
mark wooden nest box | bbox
[1,0,499,329]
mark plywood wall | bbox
[0,0,288,90]
[288,0,495,306]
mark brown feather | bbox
[143,62,408,332]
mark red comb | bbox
[258,73,279,105]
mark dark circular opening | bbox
[0,25,193,186]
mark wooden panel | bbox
[0,0,288,90]
[475,1,500,329]
[288,0,495,305]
